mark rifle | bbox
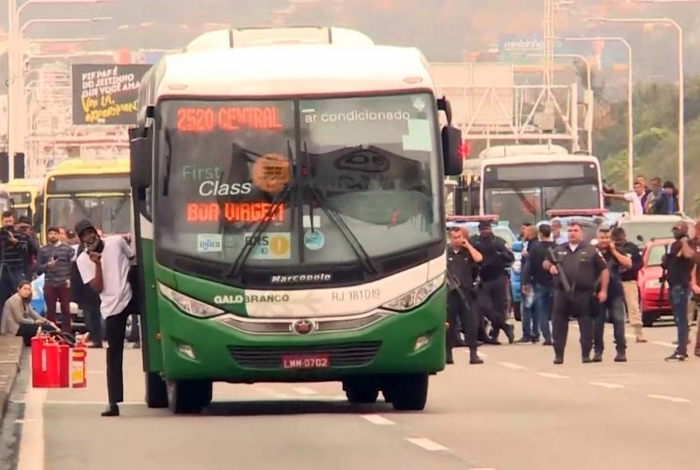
[548,247,573,293]
[446,268,472,310]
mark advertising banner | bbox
[71,63,151,125]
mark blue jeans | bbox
[521,301,537,339]
[532,284,553,342]
[670,285,691,355]
[593,296,627,354]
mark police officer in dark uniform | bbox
[446,226,484,365]
[543,221,609,365]
[470,221,515,344]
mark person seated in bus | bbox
[0,281,59,346]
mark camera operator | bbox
[0,211,35,312]
[470,220,515,344]
[446,226,484,365]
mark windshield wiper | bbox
[225,141,292,278]
[226,186,290,278]
[301,142,377,274]
[504,184,538,217]
[108,195,131,234]
[547,186,572,210]
[69,196,91,219]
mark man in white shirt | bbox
[75,219,135,417]
[605,181,645,215]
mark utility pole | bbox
[543,0,555,86]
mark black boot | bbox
[553,355,564,365]
[446,348,454,364]
[469,348,484,365]
[614,351,627,362]
[101,403,119,417]
[592,351,603,363]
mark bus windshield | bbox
[46,195,131,235]
[482,161,601,228]
[154,93,442,270]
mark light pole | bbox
[586,17,684,208]
[563,36,634,188]
[6,0,112,179]
[19,17,111,35]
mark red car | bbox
[638,238,674,327]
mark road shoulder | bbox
[0,336,25,427]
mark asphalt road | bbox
[2,321,699,470]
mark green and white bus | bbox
[129,29,463,414]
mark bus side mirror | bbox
[441,126,463,176]
[129,127,152,190]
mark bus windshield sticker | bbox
[244,232,292,260]
[196,234,223,252]
[401,119,432,151]
[251,153,291,194]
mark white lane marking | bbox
[651,341,676,348]
[589,382,624,389]
[498,362,528,371]
[647,394,691,404]
[361,414,395,425]
[406,438,449,451]
[18,387,47,470]
[292,387,317,395]
[538,372,569,379]
[478,352,488,358]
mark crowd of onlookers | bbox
[604,175,680,216]
[0,211,138,348]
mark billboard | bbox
[498,34,544,54]
[71,63,151,125]
[429,62,514,128]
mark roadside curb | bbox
[0,337,25,427]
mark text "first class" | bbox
[176,106,282,132]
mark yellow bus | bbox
[5,177,44,224]
[41,158,131,243]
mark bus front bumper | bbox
[157,289,447,383]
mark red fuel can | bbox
[31,337,62,388]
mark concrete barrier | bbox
[0,336,24,426]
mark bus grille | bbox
[228,342,382,370]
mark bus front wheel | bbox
[167,380,213,414]
[385,373,429,411]
[343,379,379,404]
[145,372,168,408]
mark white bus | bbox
[130,36,463,413]
[478,148,603,229]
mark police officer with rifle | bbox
[446,226,484,365]
[543,221,609,365]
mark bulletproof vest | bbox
[554,244,600,292]
[446,247,473,289]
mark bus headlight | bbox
[158,283,224,318]
[512,260,522,274]
[382,274,444,312]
